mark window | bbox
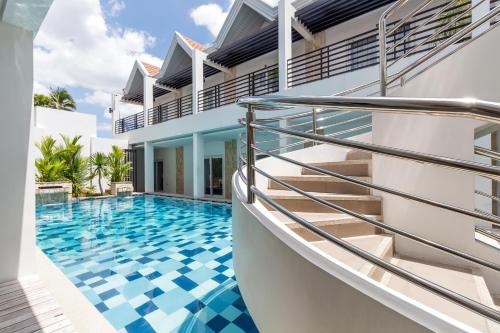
[350,35,378,71]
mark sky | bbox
[33,0,247,137]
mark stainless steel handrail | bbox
[379,0,500,95]
[475,145,500,162]
[238,94,500,324]
[249,184,500,323]
[238,95,500,124]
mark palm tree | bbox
[90,152,107,195]
[34,94,52,107]
[49,87,76,111]
[107,146,132,183]
[35,136,65,182]
[58,135,88,196]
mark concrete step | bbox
[312,234,393,280]
[346,150,372,161]
[382,257,500,332]
[270,211,382,241]
[261,189,382,214]
[268,175,371,194]
[302,160,371,177]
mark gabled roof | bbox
[157,32,206,80]
[141,61,160,76]
[208,0,276,51]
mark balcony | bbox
[147,94,193,126]
[288,1,472,88]
[114,111,144,134]
[198,64,279,112]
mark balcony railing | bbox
[198,64,279,112]
[114,111,144,134]
[148,94,193,126]
[288,1,472,88]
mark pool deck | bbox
[0,275,76,333]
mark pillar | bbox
[143,76,155,126]
[192,50,205,114]
[278,0,295,92]
[193,132,205,198]
[0,21,35,280]
[472,0,491,37]
[144,141,154,193]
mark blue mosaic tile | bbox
[36,195,258,333]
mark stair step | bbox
[261,189,382,214]
[382,257,499,332]
[302,159,371,176]
[346,150,372,161]
[268,175,371,194]
[312,234,393,279]
[270,211,381,241]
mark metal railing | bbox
[114,111,144,134]
[198,64,279,112]
[147,94,193,126]
[379,0,500,95]
[236,95,500,324]
[288,1,473,88]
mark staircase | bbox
[261,150,500,332]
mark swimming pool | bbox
[36,195,258,333]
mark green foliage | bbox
[437,0,471,40]
[33,87,77,111]
[35,136,65,182]
[34,94,52,107]
[49,87,77,111]
[107,146,132,183]
[90,152,108,195]
[58,135,88,197]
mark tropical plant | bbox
[48,87,76,111]
[35,136,65,182]
[58,135,88,197]
[107,146,132,183]
[34,94,52,107]
[90,152,108,195]
[437,0,471,40]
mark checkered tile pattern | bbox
[36,195,259,333]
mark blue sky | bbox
[34,0,234,137]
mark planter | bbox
[110,182,133,196]
[36,182,72,204]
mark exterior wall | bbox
[0,21,36,282]
[372,26,500,294]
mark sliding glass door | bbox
[204,156,223,197]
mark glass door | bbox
[204,156,224,197]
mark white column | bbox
[0,22,35,280]
[111,93,121,136]
[143,76,155,127]
[144,141,154,193]
[472,0,490,37]
[193,132,205,198]
[278,0,295,92]
[192,50,206,115]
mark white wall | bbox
[373,26,500,293]
[0,21,35,282]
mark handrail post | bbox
[312,108,318,146]
[379,18,387,96]
[246,105,256,204]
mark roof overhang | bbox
[1,0,54,36]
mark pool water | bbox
[36,195,259,333]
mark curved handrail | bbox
[238,95,500,124]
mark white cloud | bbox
[190,3,228,37]
[108,0,125,16]
[34,0,161,111]
[190,0,279,37]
